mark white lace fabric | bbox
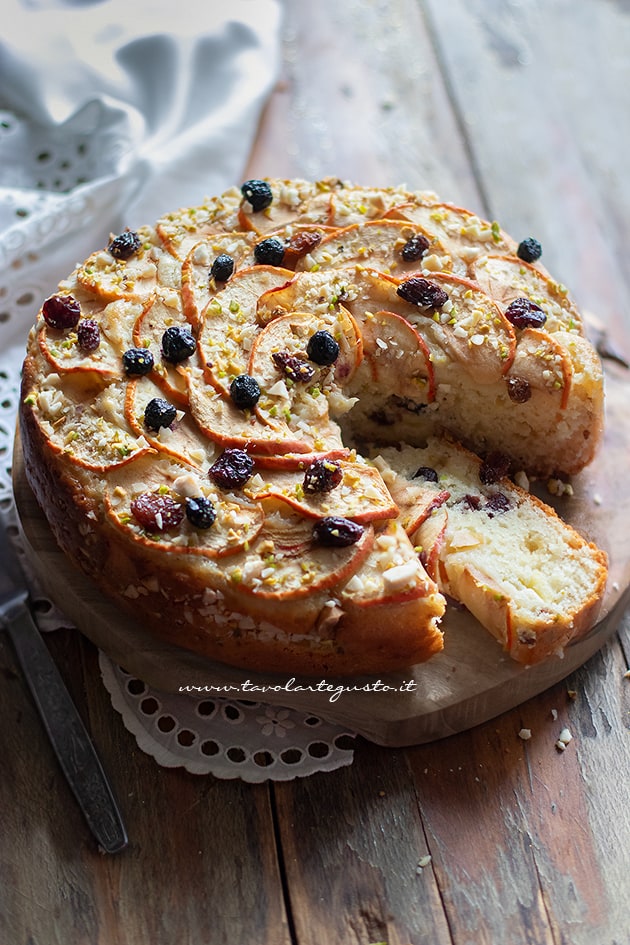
[0,2,358,780]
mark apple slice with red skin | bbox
[410,505,449,583]
[507,327,573,409]
[243,461,398,524]
[338,520,440,608]
[76,231,181,303]
[229,504,375,600]
[155,192,243,259]
[236,185,335,236]
[125,377,220,469]
[180,235,258,330]
[471,255,582,335]
[28,374,153,472]
[255,268,359,327]
[295,219,451,277]
[104,454,263,559]
[360,308,435,402]
[378,466,450,536]
[197,265,293,396]
[252,447,350,471]
[133,295,198,405]
[38,323,122,380]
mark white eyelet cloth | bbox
[0,2,357,780]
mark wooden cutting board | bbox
[13,362,630,747]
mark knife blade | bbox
[0,512,128,854]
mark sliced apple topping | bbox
[256,268,361,326]
[472,255,582,334]
[360,309,435,402]
[133,296,197,404]
[230,503,375,599]
[30,374,152,471]
[104,455,263,558]
[507,327,573,408]
[39,320,121,379]
[181,235,258,329]
[197,265,293,395]
[125,377,220,468]
[338,520,435,607]
[76,227,169,302]
[155,190,243,259]
[370,452,450,537]
[237,179,335,235]
[243,460,398,523]
[327,185,411,227]
[295,220,451,277]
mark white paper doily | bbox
[99,653,356,782]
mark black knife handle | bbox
[4,596,128,854]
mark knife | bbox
[0,512,128,854]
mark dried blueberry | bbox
[485,493,511,516]
[254,237,285,267]
[209,449,254,490]
[144,397,177,431]
[161,325,196,364]
[42,295,81,330]
[230,374,261,410]
[401,233,430,262]
[185,496,217,529]
[517,238,542,263]
[303,459,343,495]
[122,347,154,376]
[313,516,364,547]
[507,376,532,403]
[307,330,339,366]
[272,351,316,383]
[479,451,511,485]
[241,179,273,212]
[108,230,142,260]
[397,277,448,310]
[76,318,100,352]
[130,493,184,531]
[210,253,235,282]
[504,297,547,330]
[413,466,439,483]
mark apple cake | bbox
[19,177,607,675]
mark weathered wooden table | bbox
[2,2,630,943]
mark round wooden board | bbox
[13,364,630,747]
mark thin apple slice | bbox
[125,377,220,469]
[295,220,451,277]
[383,201,517,274]
[252,447,350,471]
[197,265,293,396]
[472,255,582,334]
[133,295,197,404]
[243,460,398,523]
[38,322,121,380]
[181,235,258,329]
[28,374,153,471]
[360,308,435,402]
[104,454,263,558]
[76,230,180,302]
[155,190,243,259]
[256,268,363,327]
[411,505,449,582]
[327,185,413,226]
[370,453,450,536]
[229,504,375,600]
[237,180,335,235]
[507,327,573,409]
[338,520,438,607]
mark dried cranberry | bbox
[485,493,511,516]
[185,496,217,529]
[303,459,343,494]
[504,297,547,330]
[459,494,482,511]
[209,449,254,490]
[130,493,184,531]
[144,397,177,431]
[241,179,273,212]
[284,230,322,263]
[161,325,196,363]
[307,330,339,366]
[122,347,154,376]
[254,237,285,267]
[507,376,532,403]
[42,295,81,330]
[108,230,142,260]
[397,277,448,310]
[313,516,364,547]
[413,466,438,483]
[479,451,511,485]
[76,319,100,351]
[272,351,316,383]
[230,374,261,409]
[210,254,235,283]
[517,238,542,263]
[401,233,430,262]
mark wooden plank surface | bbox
[2,1,630,944]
